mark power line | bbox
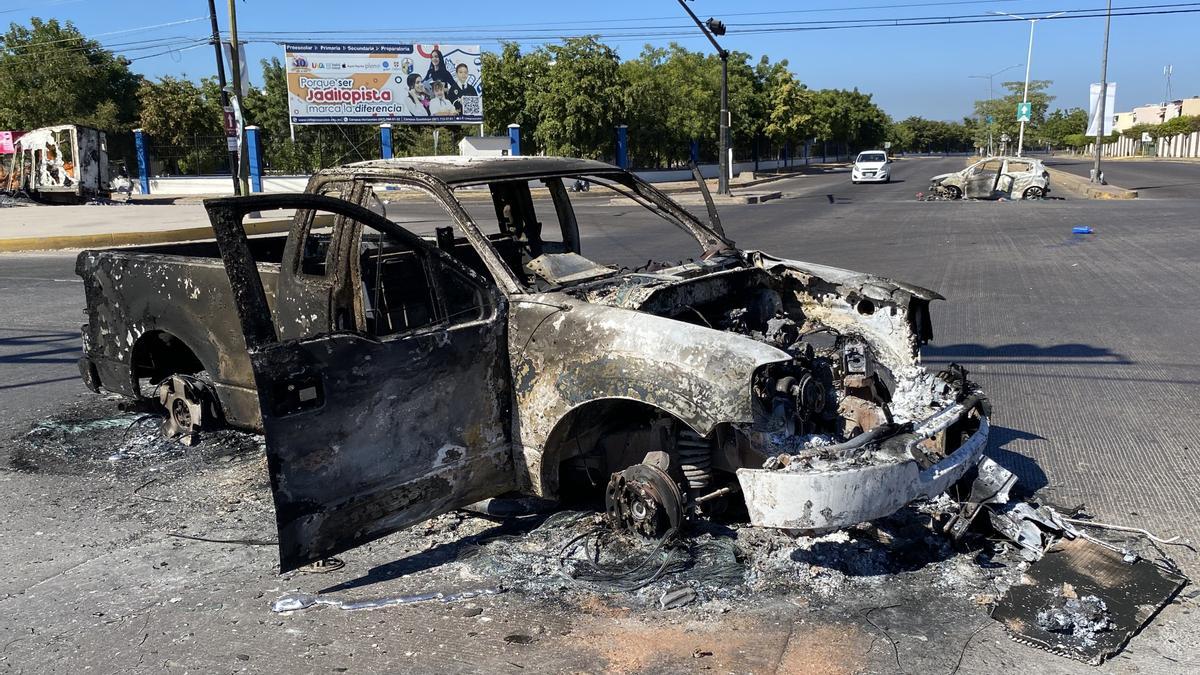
[229,2,1200,34]
[731,1,1200,26]
[0,16,208,50]
[224,2,1200,44]
[225,4,1200,47]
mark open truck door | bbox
[206,193,514,572]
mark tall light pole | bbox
[991,11,1064,156]
[969,63,1022,156]
[1092,0,1113,183]
[675,0,730,195]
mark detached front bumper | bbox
[736,404,989,530]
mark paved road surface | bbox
[1046,156,1200,199]
[3,155,1199,672]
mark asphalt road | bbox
[3,155,1200,672]
[1046,156,1200,199]
[0,254,89,430]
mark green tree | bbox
[619,46,674,167]
[0,17,141,131]
[763,71,815,148]
[137,76,225,174]
[1036,108,1088,148]
[480,42,548,152]
[972,80,1055,149]
[528,36,624,159]
[809,88,891,152]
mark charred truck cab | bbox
[79,157,988,571]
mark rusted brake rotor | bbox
[604,463,684,538]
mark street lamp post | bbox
[675,0,730,195]
[969,63,1022,156]
[991,11,1064,157]
[1092,0,1113,184]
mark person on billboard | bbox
[448,63,478,113]
[424,48,455,89]
[427,81,457,116]
[401,73,429,117]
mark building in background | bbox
[458,136,510,157]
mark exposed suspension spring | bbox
[676,427,712,492]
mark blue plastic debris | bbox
[1072,226,1093,235]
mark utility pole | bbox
[207,0,239,195]
[992,11,1064,157]
[1092,0,1112,184]
[228,0,249,195]
[675,0,730,195]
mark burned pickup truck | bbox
[77,157,988,571]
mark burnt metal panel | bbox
[74,247,278,428]
[205,193,515,572]
[993,536,1186,665]
[508,296,789,496]
[252,323,513,572]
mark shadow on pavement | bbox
[986,425,1049,495]
[923,342,1132,366]
[319,513,554,594]
[0,330,80,366]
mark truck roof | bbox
[332,155,620,185]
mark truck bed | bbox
[76,234,287,430]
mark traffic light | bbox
[705,18,726,36]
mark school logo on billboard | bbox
[283,43,482,125]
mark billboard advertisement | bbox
[284,43,482,125]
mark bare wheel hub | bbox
[604,464,684,538]
[156,375,209,446]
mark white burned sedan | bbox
[851,151,892,184]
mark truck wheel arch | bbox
[129,330,206,394]
[536,397,708,498]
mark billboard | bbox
[284,43,482,125]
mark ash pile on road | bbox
[7,397,263,476]
[1036,595,1113,646]
[446,505,1025,614]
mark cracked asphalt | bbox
[2,155,1198,673]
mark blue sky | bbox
[8,0,1199,121]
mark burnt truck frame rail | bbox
[79,156,988,572]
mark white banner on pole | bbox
[1087,82,1116,136]
[222,41,250,98]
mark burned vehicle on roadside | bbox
[5,124,112,203]
[928,156,1050,200]
[77,157,988,571]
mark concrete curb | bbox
[611,190,782,207]
[0,217,294,253]
[1046,167,1138,200]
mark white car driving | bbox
[851,151,891,184]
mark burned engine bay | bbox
[553,254,988,534]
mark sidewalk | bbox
[0,204,295,252]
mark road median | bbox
[1046,167,1138,200]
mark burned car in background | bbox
[4,124,111,203]
[77,157,988,571]
[928,156,1050,200]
